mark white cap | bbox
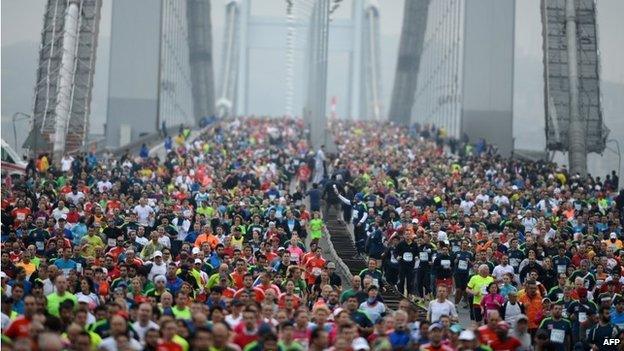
[192,247,200,255]
[459,330,476,341]
[351,338,370,351]
[153,251,163,258]
[194,259,203,264]
[77,295,91,304]
[611,232,617,239]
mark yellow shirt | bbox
[467,274,494,305]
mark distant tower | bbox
[27,0,102,159]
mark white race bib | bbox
[36,241,44,251]
[108,238,116,247]
[510,258,520,267]
[557,265,566,274]
[403,252,413,262]
[419,252,429,261]
[579,312,587,323]
[312,267,322,276]
[481,285,488,295]
[452,245,460,253]
[372,278,379,287]
[550,329,565,344]
[458,260,468,270]
[557,293,563,300]
[441,260,451,269]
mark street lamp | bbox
[11,112,32,152]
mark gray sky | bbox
[1,0,622,177]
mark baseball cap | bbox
[450,324,463,334]
[352,338,370,351]
[327,262,336,269]
[77,295,91,304]
[611,232,618,239]
[459,330,476,341]
[428,322,443,332]
[194,258,203,265]
[153,251,163,258]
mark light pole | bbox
[11,112,32,152]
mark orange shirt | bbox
[305,256,326,284]
[194,233,219,249]
[518,291,543,329]
[231,271,246,290]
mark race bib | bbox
[557,293,563,300]
[510,258,520,267]
[452,245,460,253]
[403,252,413,262]
[419,252,429,261]
[36,241,44,251]
[481,285,488,295]
[390,255,399,264]
[17,213,25,221]
[76,263,83,273]
[579,312,587,323]
[550,329,565,344]
[557,265,567,274]
[458,260,468,270]
[312,267,322,276]
[62,268,71,276]
[441,260,451,269]
[108,238,116,247]
[372,278,379,287]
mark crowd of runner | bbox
[0,117,623,351]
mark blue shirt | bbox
[54,258,78,272]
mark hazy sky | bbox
[2,0,622,177]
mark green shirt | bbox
[172,306,191,320]
[46,292,78,317]
[309,218,324,239]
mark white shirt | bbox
[157,235,171,249]
[97,180,113,193]
[133,205,154,226]
[359,301,386,324]
[427,299,458,323]
[492,264,515,281]
[52,207,69,221]
[132,320,160,344]
[99,336,142,351]
[148,262,167,281]
[61,156,74,172]
[225,314,242,328]
[66,192,85,205]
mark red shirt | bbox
[234,287,266,302]
[478,325,499,345]
[11,207,31,226]
[157,341,183,351]
[233,323,260,349]
[489,336,522,351]
[4,316,32,339]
